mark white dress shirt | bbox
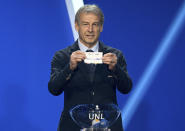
[78,39,99,52]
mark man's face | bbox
[75,13,103,47]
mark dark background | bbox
[0,0,185,131]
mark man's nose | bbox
[88,25,93,32]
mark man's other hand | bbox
[102,53,117,70]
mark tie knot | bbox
[86,49,94,52]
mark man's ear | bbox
[75,22,79,32]
[100,25,103,32]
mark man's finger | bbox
[76,58,83,62]
[103,53,115,57]
[72,53,86,59]
[102,57,113,61]
[103,59,112,63]
[74,56,85,60]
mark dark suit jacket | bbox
[48,41,132,131]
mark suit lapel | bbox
[70,40,80,53]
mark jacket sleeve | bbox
[48,51,73,96]
[112,51,132,94]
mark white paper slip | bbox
[84,52,103,64]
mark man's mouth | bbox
[86,35,95,39]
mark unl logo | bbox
[89,112,104,120]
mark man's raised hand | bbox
[70,50,86,70]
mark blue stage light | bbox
[122,1,185,129]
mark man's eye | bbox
[83,23,88,26]
[93,23,99,26]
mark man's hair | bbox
[75,4,104,25]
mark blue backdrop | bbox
[0,0,185,131]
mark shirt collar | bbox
[78,39,99,52]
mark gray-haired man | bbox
[48,4,132,131]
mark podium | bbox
[70,104,121,131]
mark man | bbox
[48,4,132,131]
